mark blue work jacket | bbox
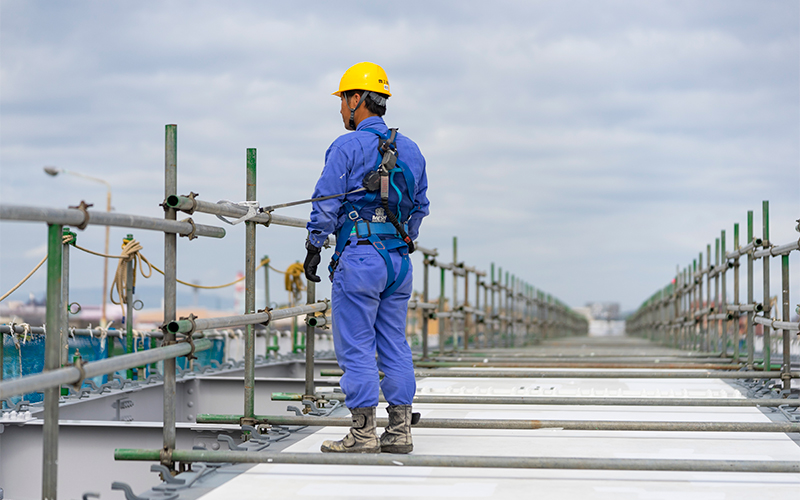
[307,116,429,248]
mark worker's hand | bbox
[304,241,322,283]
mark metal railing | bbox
[0,124,587,498]
[628,201,799,392]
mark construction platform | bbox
[93,336,800,500]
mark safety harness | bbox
[328,128,418,299]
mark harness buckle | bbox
[348,210,360,221]
[355,221,372,238]
[372,240,386,251]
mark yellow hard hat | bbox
[332,62,391,97]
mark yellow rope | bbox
[109,239,153,313]
[0,236,290,304]
[0,234,74,303]
[284,262,306,292]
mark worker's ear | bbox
[348,92,362,108]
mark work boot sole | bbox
[321,443,381,453]
[381,444,413,454]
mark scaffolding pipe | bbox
[0,325,261,338]
[163,124,178,469]
[42,223,63,500]
[165,303,328,333]
[114,448,800,473]
[753,316,800,331]
[0,204,225,238]
[408,395,800,407]
[166,194,332,237]
[195,413,800,433]
[753,239,800,258]
[414,361,742,370]
[305,280,316,399]
[244,148,257,420]
[0,338,211,400]
[320,369,798,379]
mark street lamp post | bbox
[44,166,112,327]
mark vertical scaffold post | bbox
[60,228,71,366]
[720,231,727,357]
[263,255,277,355]
[43,223,63,500]
[761,200,771,371]
[732,224,740,361]
[474,271,481,348]
[713,240,719,353]
[438,264,445,354]
[452,236,459,352]
[125,234,135,379]
[699,251,705,352]
[421,255,430,359]
[305,280,316,399]
[780,254,790,391]
[463,263,470,350]
[505,271,511,347]
[746,210,754,369]
[490,263,496,347]
[244,148,257,420]
[162,124,178,468]
[482,275,489,348]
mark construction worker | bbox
[304,62,429,453]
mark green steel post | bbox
[719,232,727,357]
[244,148,257,420]
[746,211,754,368]
[439,266,445,353]
[163,124,178,468]
[761,200,770,370]
[422,255,430,359]
[490,263,496,346]
[732,223,740,362]
[60,228,71,367]
[452,236,459,352]
[781,254,791,390]
[43,223,63,500]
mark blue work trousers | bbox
[331,240,415,409]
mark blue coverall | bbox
[307,116,429,409]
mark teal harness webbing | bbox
[328,128,417,299]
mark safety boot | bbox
[320,406,380,453]
[380,404,413,454]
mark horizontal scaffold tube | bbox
[414,361,741,370]
[270,393,800,407]
[167,195,307,229]
[753,316,800,331]
[167,303,329,333]
[0,204,224,238]
[409,395,800,407]
[114,449,800,473]
[0,339,212,399]
[320,369,799,379]
[753,239,800,258]
[195,414,800,433]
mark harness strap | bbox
[327,128,414,296]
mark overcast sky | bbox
[1,0,798,314]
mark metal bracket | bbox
[256,307,273,326]
[179,217,198,240]
[68,200,93,230]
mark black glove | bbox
[304,241,322,283]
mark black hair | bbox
[343,89,388,116]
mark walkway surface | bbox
[175,337,800,499]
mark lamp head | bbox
[43,166,61,176]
